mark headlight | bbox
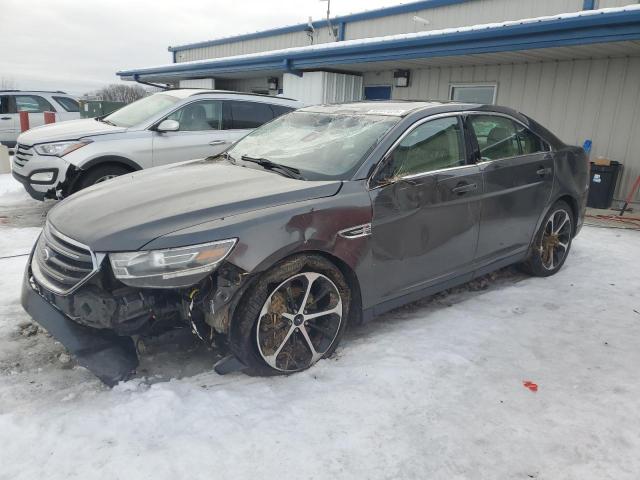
[109,239,237,289]
[34,140,92,157]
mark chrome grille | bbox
[31,223,104,295]
[13,143,33,168]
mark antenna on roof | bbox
[319,0,338,41]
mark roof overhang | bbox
[118,6,640,83]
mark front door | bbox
[369,115,483,302]
[152,99,237,166]
[468,114,554,263]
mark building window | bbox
[449,84,497,105]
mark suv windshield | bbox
[103,93,180,127]
[227,111,399,180]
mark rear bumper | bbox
[21,256,139,386]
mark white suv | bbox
[0,90,80,150]
[12,89,303,200]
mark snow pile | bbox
[0,173,32,207]
[1,184,639,478]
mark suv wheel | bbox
[231,254,351,375]
[78,164,131,190]
[522,200,574,277]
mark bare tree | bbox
[92,84,148,103]
[0,77,17,90]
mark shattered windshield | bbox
[227,111,399,180]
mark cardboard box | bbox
[593,157,612,166]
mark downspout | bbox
[337,21,346,41]
[582,0,597,10]
[282,59,303,77]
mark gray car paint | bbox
[45,102,587,314]
[22,102,589,384]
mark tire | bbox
[230,254,351,376]
[78,164,131,190]
[522,200,574,277]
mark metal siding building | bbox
[119,0,640,205]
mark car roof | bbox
[0,90,70,95]
[160,88,301,104]
[300,100,460,117]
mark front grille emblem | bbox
[42,247,51,261]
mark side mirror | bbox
[156,119,180,132]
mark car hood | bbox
[47,159,342,251]
[17,118,126,146]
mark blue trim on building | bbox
[583,0,596,10]
[167,0,470,52]
[337,22,346,42]
[120,9,640,80]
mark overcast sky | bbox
[0,0,407,96]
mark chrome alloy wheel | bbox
[539,209,572,271]
[256,272,343,372]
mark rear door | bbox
[15,94,57,130]
[468,113,554,263]
[223,100,281,144]
[369,115,483,301]
[51,95,81,122]
[0,95,16,144]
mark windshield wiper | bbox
[240,155,304,180]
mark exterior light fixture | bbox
[394,70,410,88]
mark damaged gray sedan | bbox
[21,101,589,385]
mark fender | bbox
[79,155,143,172]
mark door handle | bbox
[451,182,477,195]
[209,140,228,146]
[536,166,551,177]
[0,117,11,120]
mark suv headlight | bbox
[109,239,237,289]
[34,140,92,157]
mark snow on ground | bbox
[0,172,32,207]
[0,186,639,479]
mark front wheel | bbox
[231,255,350,375]
[78,164,131,190]
[522,200,574,277]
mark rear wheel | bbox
[78,164,131,190]
[522,200,573,277]
[231,255,350,375]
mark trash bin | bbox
[587,161,621,209]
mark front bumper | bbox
[12,170,48,201]
[11,146,72,200]
[20,257,139,386]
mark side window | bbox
[167,100,222,131]
[387,116,465,177]
[516,125,546,154]
[228,101,274,129]
[270,104,294,118]
[469,115,519,161]
[53,96,79,112]
[15,95,55,113]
